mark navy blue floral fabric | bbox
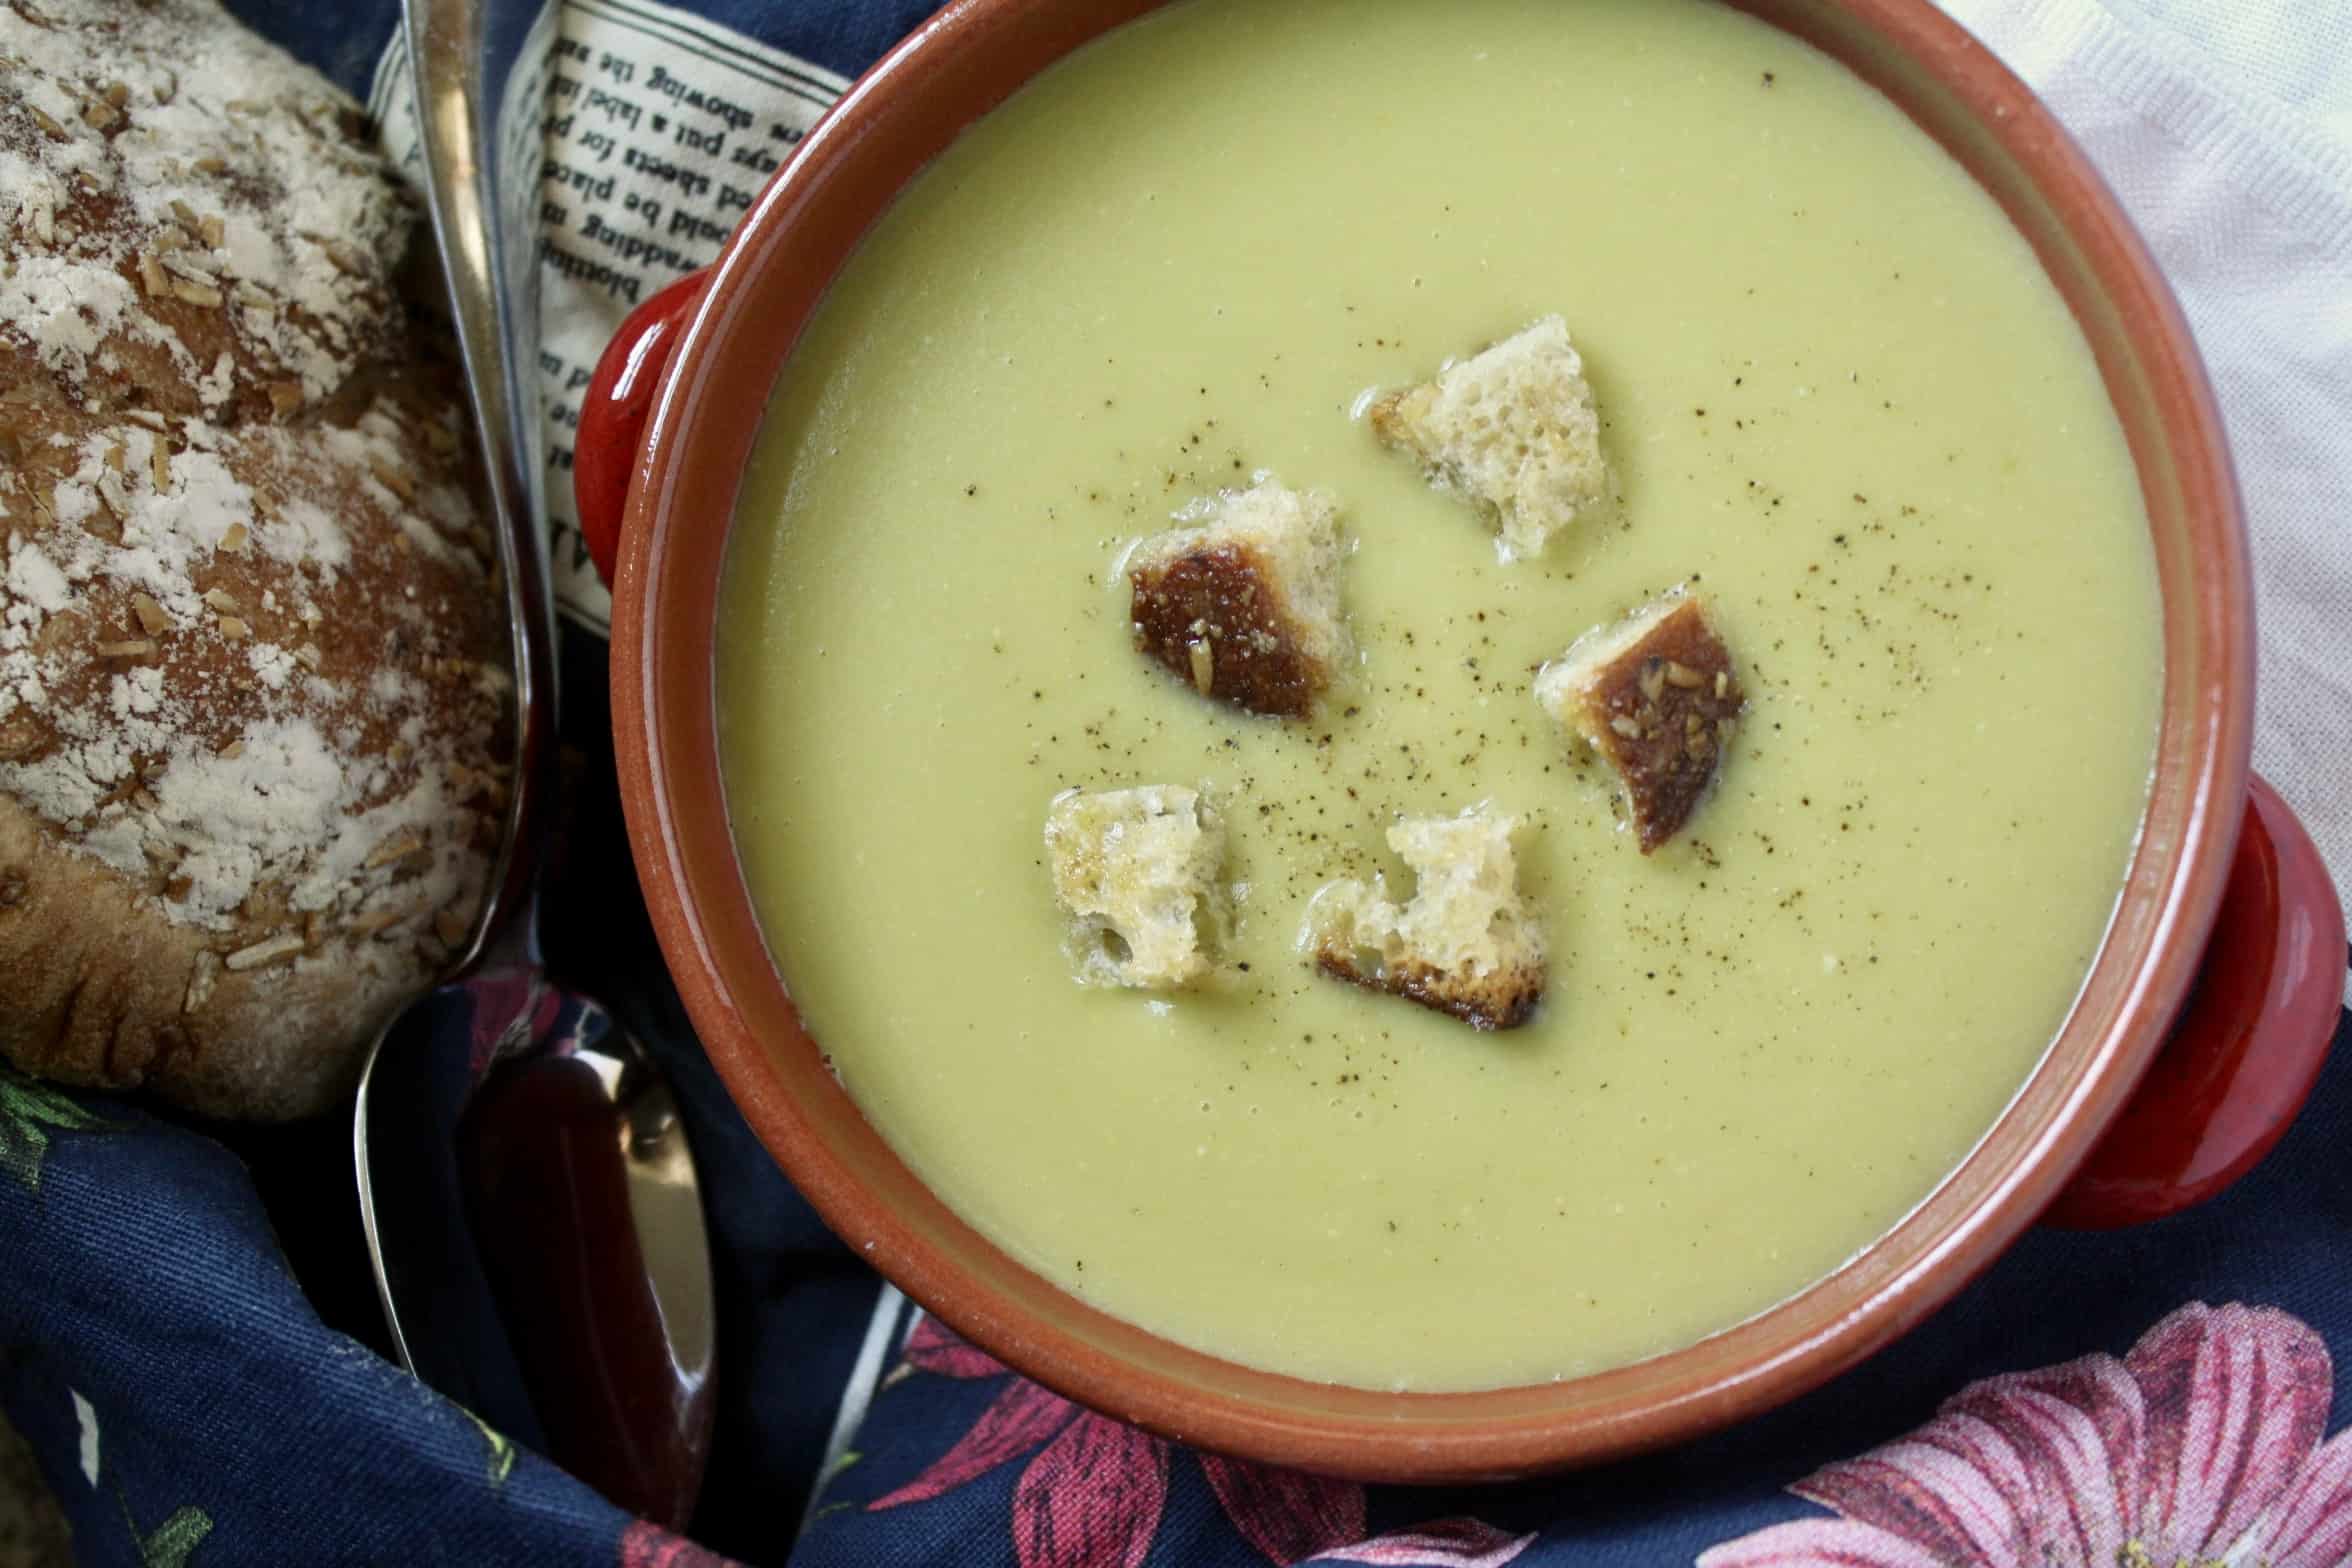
[1,6,2346,1566]
[4,912,2347,1564]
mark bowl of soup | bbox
[595,0,2345,1478]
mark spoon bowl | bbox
[356,968,714,1526]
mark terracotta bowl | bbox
[595,0,2347,1480]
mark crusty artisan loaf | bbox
[0,0,509,1119]
[1044,785,1225,989]
[1308,803,1544,1030]
[1370,316,1609,563]
[1126,476,1350,719]
[1535,590,1743,853]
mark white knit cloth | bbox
[1944,0,2352,915]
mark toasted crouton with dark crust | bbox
[1535,592,1744,852]
[1127,477,1348,719]
[1369,316,1608,563]
[1307,804,1543,1030]
[1045,785,1226,988]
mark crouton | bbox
[1534,591,1744,853]
[1044,785,1226,988]
[1307,803,1544,1030]
[1369,316,1608,563]
[1126,476,1350,719]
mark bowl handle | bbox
[574,268,712,587]
[2044,774,2346,1229]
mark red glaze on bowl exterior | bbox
[2047,776,2346,1229]
[602,0,2343,1480]
[575,270,708,588]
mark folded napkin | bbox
[3,1,2346,1564]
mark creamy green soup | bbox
[716,0,2162,1391]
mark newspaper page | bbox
[369,0,848,632]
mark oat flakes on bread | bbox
[0,0,510,1119]
[1535,590,1743,853]
[1044,785,1225,989]
[1307,803,1544,1030]
[1126,476,1350,719]
[1369,316,1609,563]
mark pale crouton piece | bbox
[1369,316,1608,563]
[1307,804,1544,1030]
[1045,786,1226,988]
[1126,476,1350,718]
[1535,591,1744,853]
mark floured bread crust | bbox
[0,0,508,1119]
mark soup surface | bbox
[717,0,2163,1390]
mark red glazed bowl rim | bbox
[611,0,2252,1480]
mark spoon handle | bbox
[402,0,560,969]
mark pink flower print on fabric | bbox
[1699,1301,2352,1568]
[870,1317,1531,1568]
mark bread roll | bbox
[0,0,508,1118]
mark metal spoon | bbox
[352,0,714,1528]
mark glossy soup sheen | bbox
[716,0,2164,1390]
